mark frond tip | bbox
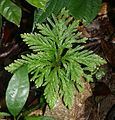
[5,8,106,109]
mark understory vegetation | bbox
[1,0,114,120]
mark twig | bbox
[83,40,101,48]
[0,44,18,58]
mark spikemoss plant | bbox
[5,9,106,108]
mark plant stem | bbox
[14,116,16,120]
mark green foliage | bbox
[0,0,48,27]
[67,0,102,23]
[35,0,102,24]
[5,9,106,108]
[0,0,102,28]
[0,0,21,26]
[26,0,48,10]
[0,112,10,118]
[95,67,107,80]
[35,0,68,24]
[6,65,29,117]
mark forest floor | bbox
[0,1,115,120]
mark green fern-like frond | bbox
[5,8,106,108]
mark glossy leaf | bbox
[0,0,21,26]
[25,116,54,120]
[26,0,48,10]
[6,65,29,117]
[35,0,102,24]
[67,0,102,23]
[35,0,68,23]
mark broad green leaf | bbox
[0,0,21,26]
[6,65,29,117]
[34,0,67,24]
[25,116,54,120]
[67,0,102,23]
[26,0,48,10]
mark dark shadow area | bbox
[84,69,115,120]
[105,104,115,120]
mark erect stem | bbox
[14,116,16,120]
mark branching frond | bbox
[5,8,106,108]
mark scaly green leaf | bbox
[6,65,29,116]
[5,9,106,108]
[0,0,21,26]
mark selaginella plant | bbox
[5,8,106,108]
